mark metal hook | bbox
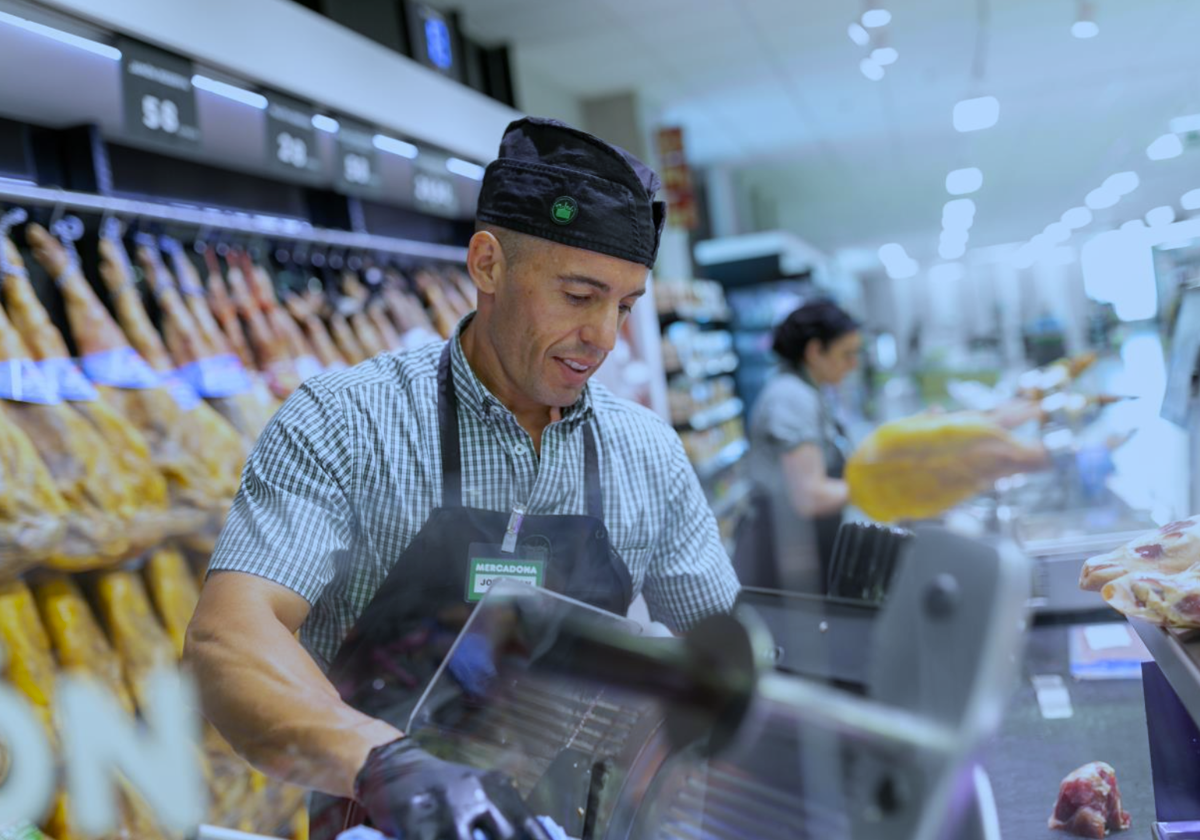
[100,215,123,243]
[52,215,85,269]
[48,189,68,229]
[0,207,29,277]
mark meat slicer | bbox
[350,523,1028,840]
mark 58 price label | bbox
[141,95,181,134]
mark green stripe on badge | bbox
[466,557,546,602]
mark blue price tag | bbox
[0,359,61,404]
[163,370,202,411]
[179,353,253,398]
[38,358,99,402]
[81,347,162,389]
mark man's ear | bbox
[467,231,503,296]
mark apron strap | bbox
[582,422,603,520]
[438,341,463,509]
[439,338,606,520]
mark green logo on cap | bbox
[551,196,578,225]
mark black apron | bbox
[310,342,633,839]
[733,373,850,595]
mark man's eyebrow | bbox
[559,274,646,298]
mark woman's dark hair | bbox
[772,299,860,366]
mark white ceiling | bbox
[436,0,1200,262]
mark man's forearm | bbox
[185,598,400,797]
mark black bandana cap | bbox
[475,117,667,269]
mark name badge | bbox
[465,544,545,603]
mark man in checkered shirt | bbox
[185,117,739,838]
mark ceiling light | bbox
[1120,219,1146,232]
[1061,207,1092,229]
[1147,133,1184,161]
[942,198,976,230]
[887,260,919,280]
[1103,171,1140,196]
[1182,188,1200,210]
[1044,222,1071,244]
[871,47,898,66]
[1169,114,1200,134]
[945,167,983,196]
[859,58,885,81]
[191,74,268,109]
[878,243,907,264]
[1072,1,1099,39]
[311,114,340,133]
[939,240,967,260]
[0,9,121,60]
[1145,205,1176,227]
[1084,188,1118,210]
[446,157,485,180]
[373,134,419,158]
[929,262,965,283]
[953,96,1000,133]
[862,9,892,28]
[848,22,870,46]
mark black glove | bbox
[355,738,551,840]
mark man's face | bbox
[473,232,648,409]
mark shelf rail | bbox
[0,181,468,263]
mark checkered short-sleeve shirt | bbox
[208,320,741,669]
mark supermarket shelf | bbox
[694,438,750,483]
[675,397,744,433]
[659,307,732,329]
[668,352,739,381]
[711,480,754,520]
[1129,617,1200,726]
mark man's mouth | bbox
[553,355,601,382]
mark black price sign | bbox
[118,37,200,148]
[334,118,382,198]
[265,92,322,178]
[413,158,460,218]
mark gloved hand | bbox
[355,738,551,840]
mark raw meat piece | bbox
[368,299,404,350]
[34,574,135,715]
[203,248,256,370]
[1099,567,1200,627]
[136,239,274,441]
[2,235,199,549]
[328,307,368,365]
[0,580,58,741]
[380,272,437,335]
[1080,518,1200,591]
[143,545,201,658]
[0,300,132,566]
[92,569,177,712]
[1048,762,1131,837]
[164,238,232,357]
[227,250,300,397]
[27,223,242,550]
[413,268,458,337]
[846,411,1049,522]
[283,292,346,370]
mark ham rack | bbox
[0,181,467,263]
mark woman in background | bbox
[736,299,862,594]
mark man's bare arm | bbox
[184,572,401,798]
